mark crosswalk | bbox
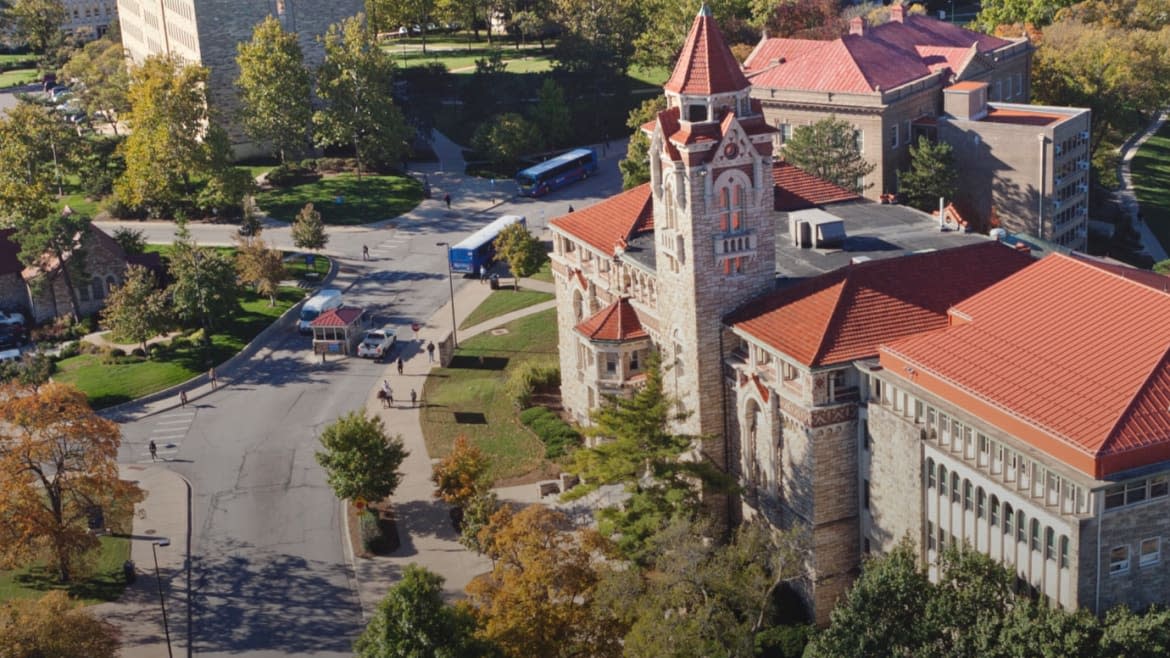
[137,410,194,463]
[366,234,409,261]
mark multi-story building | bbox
[63,0,119,39]
[866,255,1170,612]
[116,0,361,155]
[551,6,1167,626]
[939,81,1091,249]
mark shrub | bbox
[169,336,190,350]
[58,341,81,359]
[266,161,316,187]
[315,157,352,173]
[108,347,126,358]
[131,347,146,358]
[518,406,551,425]
[519,405,581,459]
[358,509,387,553]
[506,362,560,408]
[148,344,166,359]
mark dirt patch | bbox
[345,500,400,559]
[495,460,563,488]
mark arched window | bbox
[976,487,986,518]
[939,465,948,497]
[717,183,747,233]
[1004,503,1014,535]
[1030,519,1041,551]
[990,495,1000,526]
[926,458,935,488]
[950,473,960,503]
[1045,527,1055,560]
[1016,510,1027,543]
[1059,535,1070,568]
[91,277,105,300]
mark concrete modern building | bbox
[550,6,1167,626]
[63,0,118,39]
[115,0,362,154]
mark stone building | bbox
[115,0,362,156]
[62,0,119,39]
[742,4,1088,248]
[866,255,1170,613]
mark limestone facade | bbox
[63,0,119,38]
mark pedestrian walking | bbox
[362,244,370,261]
[444,193,451,209]
[382,379,394,407]
[149,440,158,461]
[410,388,417,407]
[180,390,188,407]
[208,366,217,391]
[396,357,404,375]
[426,341,435,362]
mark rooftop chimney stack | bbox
[849,16,866,36]
[890,3,906,23]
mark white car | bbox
[357,327,397,359]
[0,310,26,328]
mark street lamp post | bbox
[151,539,174,658]
[435,242,458,349]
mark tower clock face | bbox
[724,143,739,158]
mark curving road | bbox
[108,147,623,656]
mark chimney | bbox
[849,16,865,36]
[890,3,905,23]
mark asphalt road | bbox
[111,160,622,656]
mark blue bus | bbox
[515,148,598,197]
[448,215,527,274]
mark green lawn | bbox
[0,67,37,88]
[58,174,101,218]
[0,503,131,605]
[0,53,36,66]
[56,286,304,408]
[459,289,553,330]
[421,308,559,482]
[255,173,424,225]
[1132,122,1170,255]
[628,63,670,88]
[282,252,331,280]
[529,259,553,283]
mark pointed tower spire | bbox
[663,6,749,96]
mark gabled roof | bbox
[727,241,1033,367]
[549,184,653,254]
[575,298,648,342]
[311,306,364,327]
[20,223,127,279]
[771,161,859,211]
[881,255,1170,478]
[664,5,750,96]
[746,13,1017,94]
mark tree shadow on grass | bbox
[11,559,127,603]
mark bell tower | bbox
[650,5,777,450]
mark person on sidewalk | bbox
[410,388,417,407]
[180,390,188,407]
[396,357,404,375]
[362,244,370,261]
[444,193,451,209]
[209,366,217,391]
[149,440,158,461]
[426,341,435,362]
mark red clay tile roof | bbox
[728,241,1033,367]
[772,162,859,211]
[664,6,750,96]
[746,14,1016,94]
[576,298,648,342]
[550,184,653,254]
[311,307,364,327]
[881,255,1170,478]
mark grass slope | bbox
[459,289,553,330]
[255,173,423,225]
[1132,122,1170,255]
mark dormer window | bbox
[738,96,750,116]
[687,104,707,122]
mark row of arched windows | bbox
[78,275,118,303]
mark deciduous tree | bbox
[782,115,875,194]
[467,505,622,658]
[103,264,171,353]
[9,208,92,322]
[619,95,666,189]
[315,411,408,503]
[291,202,329,252]
[7,0,66,56]
[976,0,1078,31]
[355,564,497,658]
[236,16,313,163]
[314,14,412,179]
[551,0,641,79]
[471,113,541,166]
[431,435,489,507]
[493,222,544,289]
[60,35,131,135]
[0,102,83,202]
[751,0,845,40]
[530,79,571,148]
[234,236,286,307]
[0,382,143,582]
[0,590,120,657]
[167,224,240,340]
[899,136,959,212]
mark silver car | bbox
[357,327,396,359]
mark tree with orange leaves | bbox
[466,505,625,658]
[0,590,121,657]
[0,382,143,582]
[431,435,489,508]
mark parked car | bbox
[0,324,24,350]
[0,309,26,329]
[356,327,397,359]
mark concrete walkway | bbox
[1117,110,1169,262]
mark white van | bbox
[298,288,343,333]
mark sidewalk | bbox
[1117,110,1169,262]
[91,465,190,657]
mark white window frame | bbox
[1141,538,1161,568]
[1110,545,1130,575]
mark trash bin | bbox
[123,560,136,584]
[489,274,500,290]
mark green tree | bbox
[7,0,66,56]
[236,16,313,163]
[1099,605,1170,657]
[0,352,56,391]
[530,79,571,148]
[0,102,82,201]
[291,202,330,252]
[976,0,1078,30]
[493,222,544,289]
[563,353,732,563]
[471,113,541,166]
[899,136,959,212]
[60,35,130,135]
[234,236,286,307]
[782,115,875,194]
[10,209,91,322]
[196,126,257,219]
[167,224,240,341]
[102,264,171,353]
[315,411,408,503]
[111,227,147,255]
[114,55,212,217]
[551,0,641,79]
[314,14,412,179]
[459,488,500,554]
[355,564,497,658]
[619,95,667,189]
[0,590,120,657]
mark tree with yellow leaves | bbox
[0,590,120,657]
[234,235,286,307]
[431,435,489,508]
[0,382,143,582]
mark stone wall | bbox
[864,403,925,553]
[1086,493,1170,613]
[0,273,29,316]
[27,233,127,323]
